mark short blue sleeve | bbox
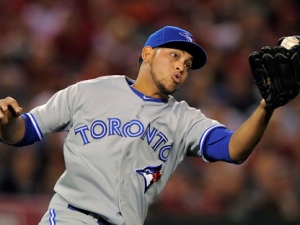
[1,113,43,147]
[201,127,235,163]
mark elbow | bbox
[231,156,248,165]
[229,147,253,165]
[229,138,256,165]
[231,145,256,164]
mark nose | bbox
[176,64,184,74]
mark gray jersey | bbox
[29,75,223,225]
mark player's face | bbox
[148,48,192,95]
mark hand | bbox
[0,97,23,125]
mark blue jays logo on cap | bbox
[144,26,207,69]
[179,32,195,43]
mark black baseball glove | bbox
[249,36,300,109]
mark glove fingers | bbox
[290,45,300,86]
[288,46,300,99]
[273,47,294,91]
[249,51,264,81]
[274,47,300,103]
[260,47,278,104]
[261,47,279,81]
[249,50,271,101]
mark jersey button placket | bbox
[136,105,144,119]
[119,151,132,212]
[119,105,141,213]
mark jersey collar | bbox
[129,85,165,103]
[125,76,168,103]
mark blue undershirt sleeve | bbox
[201,127,236,163]
[0,113,43,147]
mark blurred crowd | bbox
[0,0,300,224]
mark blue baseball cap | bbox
[144,26,207,69]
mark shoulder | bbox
[70,75,133,90]
[77,75,129,86]
[166,96,220,125]
[168,96,201,114]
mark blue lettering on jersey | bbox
[74,118,172,161]
[141,124,157,145]
[74,125,90,145]
[91,120,107,139]
[123,120,144,137]
[108,118,122,136]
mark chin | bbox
[164,88,176,95]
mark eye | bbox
[185,63,191,69]
[171,53,178,58]
[184,62,192,71]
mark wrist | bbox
[260,99,274,111]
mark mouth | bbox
[172,74,182,84]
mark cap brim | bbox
[158,41,207,70]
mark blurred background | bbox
[0,0,300,224]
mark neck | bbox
[132,76,168,100]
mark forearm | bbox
[229,100,273,163]
[0,116,25,145]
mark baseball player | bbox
[0,26,277,225]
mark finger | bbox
[0,97,22,116]
[0,99,8,111]
[9,105,23,116]
[5,97,22,114]
[0,107,7,120]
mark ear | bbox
[141,46,152,63]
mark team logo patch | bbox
[179,32,195,43]
[136,164,162,193]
